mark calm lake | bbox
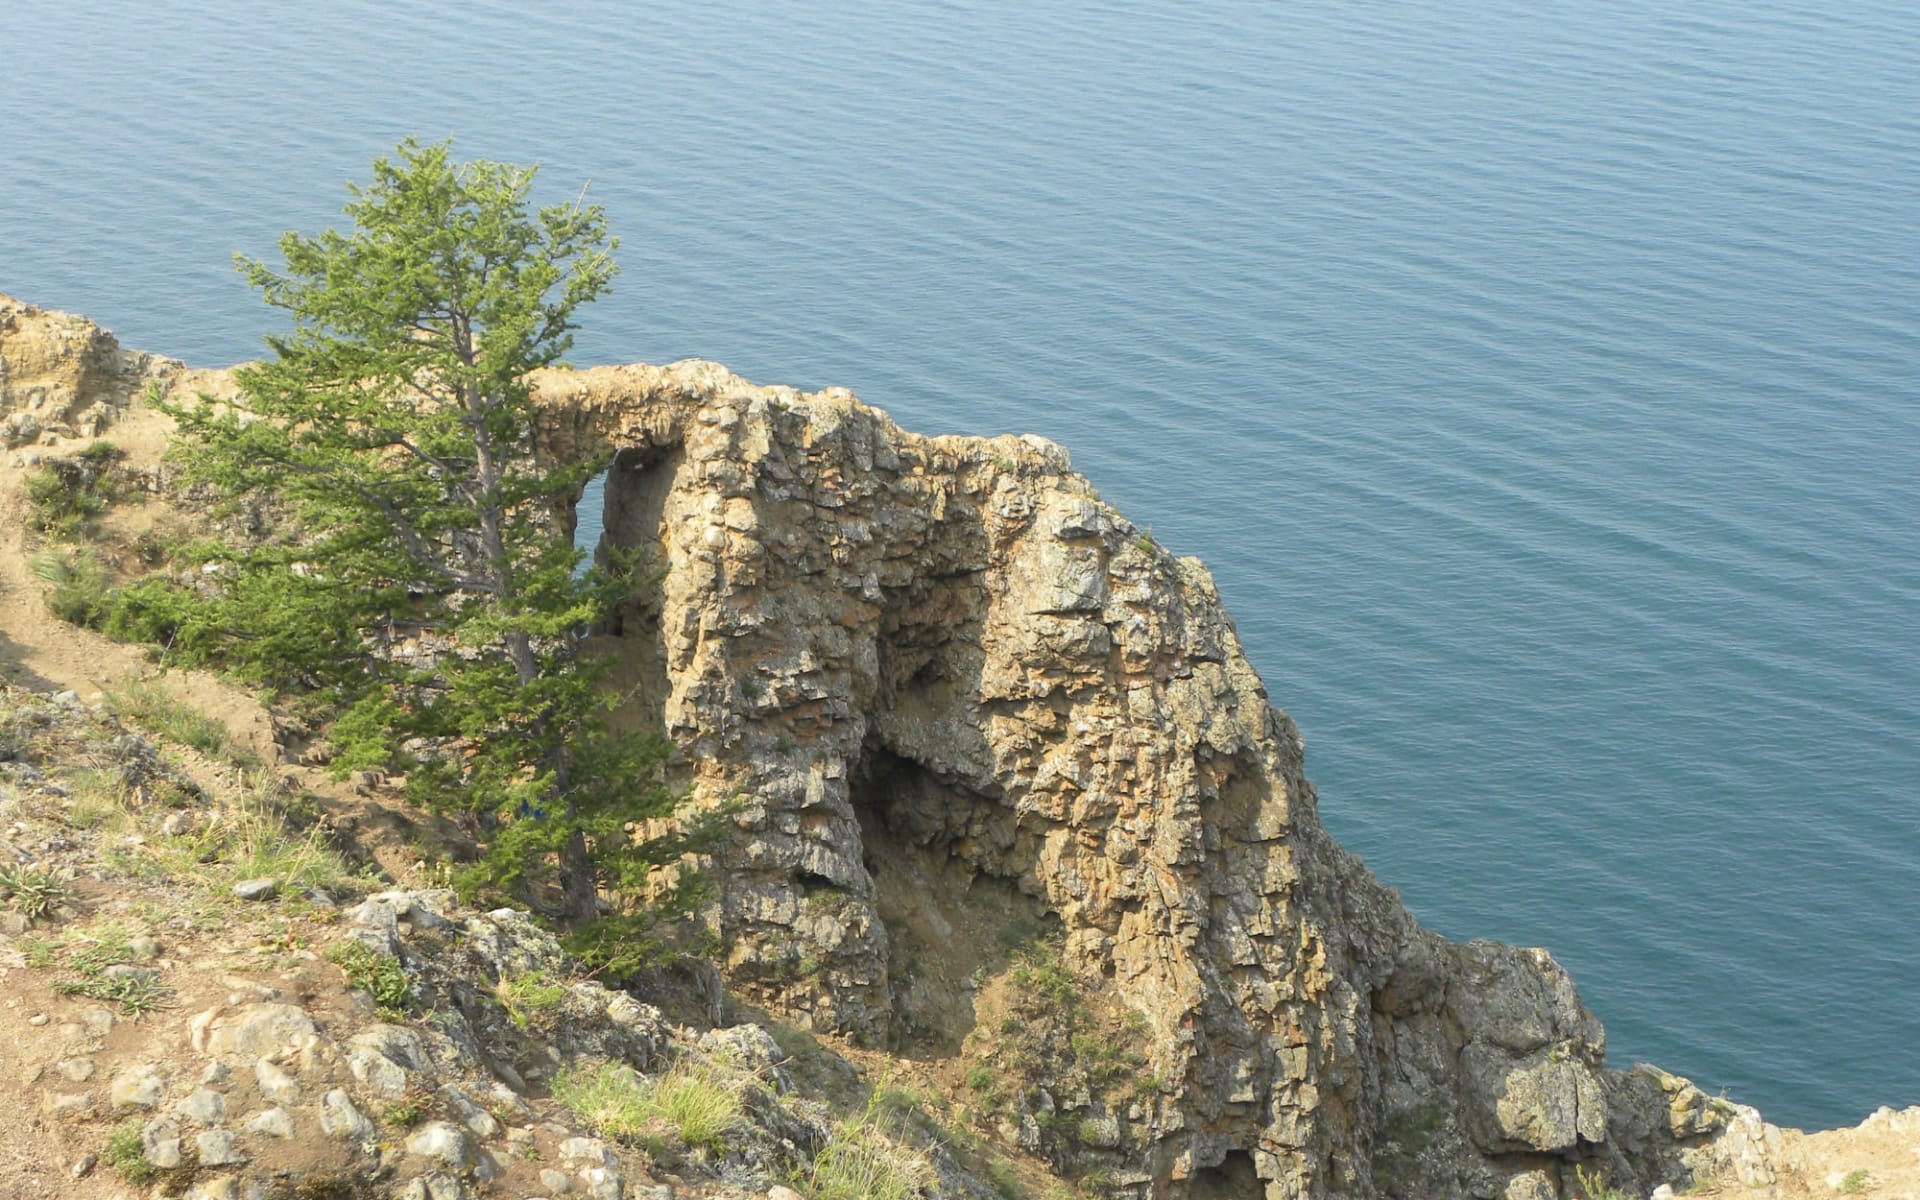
[5,0,1916,1130]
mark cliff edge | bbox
[0,292,1886,1200]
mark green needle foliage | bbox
[164,138,692,928]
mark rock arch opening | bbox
[585,444,684,732]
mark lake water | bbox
[5,0,1916,1131]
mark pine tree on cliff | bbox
[166,139,693,937]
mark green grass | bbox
[327,941,412,1018]
[0,864,72,920]
[56,970,171,1016]
[499,969,569,1028]
[107,685,259,768]
[1841,1169,1869,1194]
[26,925,173,1017]
[552,1059,745,1153]
[105,1120,157,1184]
[116,774,357,900]
[798,1100,933,1200]
[1574,1165,1634,1200]
[381,1092,430,1129]
[30,547,113,628]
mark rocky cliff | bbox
[525,366,1761,1199]
[0,294,1822,1200]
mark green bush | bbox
[101,576,201,647]
[30,549,112,628]
[105,1119,157,1184]
[25,462,109,538]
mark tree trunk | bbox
[559,825,598,924]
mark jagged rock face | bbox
[532,364,1731,1199]
[0,292,163,445]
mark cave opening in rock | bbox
[1189,1149,1261,1199]
[848,746,1052,1058]
[581,444,682,732]
[571,464,611,575]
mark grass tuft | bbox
[800,1095,934,1200]
[0,864,73,920]
[327,940,412,1017]
[553,1059,745,1154]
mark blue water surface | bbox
[5,0,1916,1130]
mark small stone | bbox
[398,1174,473,1200]
[27,1013,48,1026]
[232,878,277,901]
[70,1153,96,1178]
[80,1007,115,1036]
[188,1007,222,1052]
[321,1088,375,1140]
[254,1058,302,1104]
[559,1136,612,1165]
[56,1057,96,1082]
[205,1003,316,1058]
[180,1087,225,1125]
[143,1122,183,1169]
[580,1166,622,1200]
[196,1128,246,1166]
[186,1178,240,1200]
[539,1168,573,1193]
[407,1121,475,1169]
[111,1066,165,1110]
[200,1061,232,1086]
[346,1025,427,1097]
[767,1188,804,1200]
[245,1106,296,1139]
[160,812,190,836]
[128,934,163,960]
[40,1090,93,1118]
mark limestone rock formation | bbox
[530,364,1741,1198]
[0,295,1794,1198]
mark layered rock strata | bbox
[530,364,1755,1199]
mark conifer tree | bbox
[169,139,682,927]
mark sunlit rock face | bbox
[0,292,171,446]
[532,362,1736,1199]
[0,291,1743,1197]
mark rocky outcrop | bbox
[0,296,1783,1198]
[528,363,1754,1199]
[0,293,170,447]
